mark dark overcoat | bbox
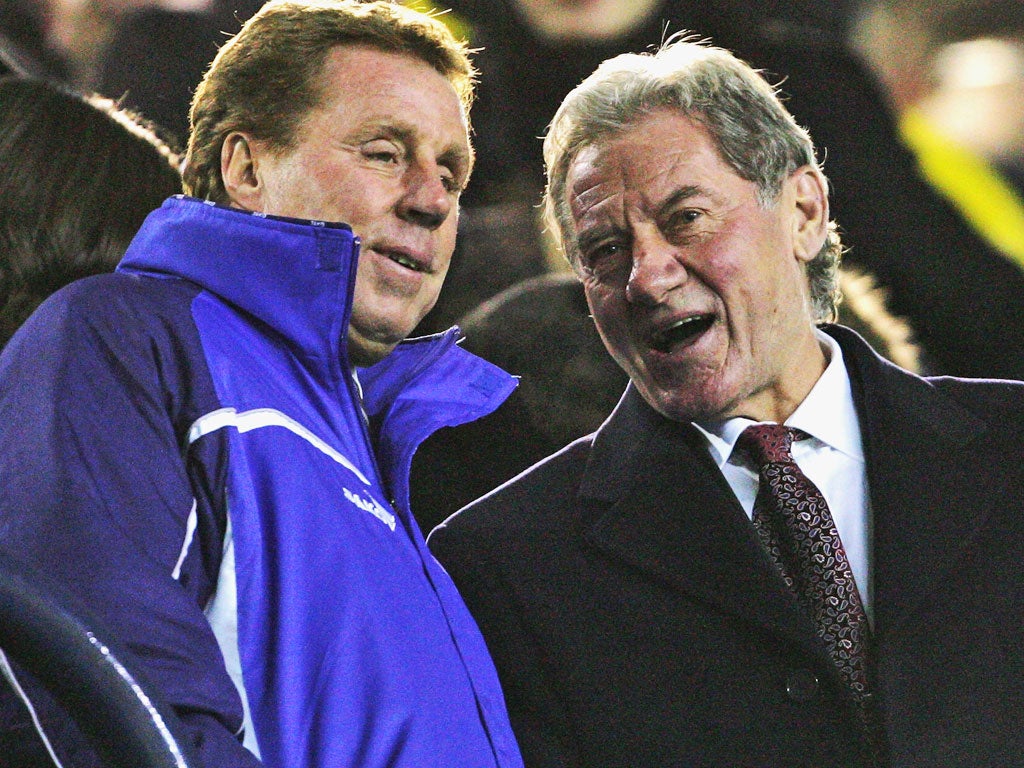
[430,325,1024,767]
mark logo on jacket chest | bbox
[342,487,397,531]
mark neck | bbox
[733,333,830,425]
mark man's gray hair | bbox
[542,35,843,322]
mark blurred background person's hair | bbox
[853,0,1024,264]
[0,1,265,145]
[0,76,182,347]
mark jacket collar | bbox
[119,196,517,506]
[119,196,359,379]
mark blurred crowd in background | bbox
[1,0,1022,527]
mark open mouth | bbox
[650,314,716,353]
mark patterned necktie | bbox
[736,424,873,703]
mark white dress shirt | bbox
[692,331,874,620]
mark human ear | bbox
[790,165,829,263]
[221,132,265,211]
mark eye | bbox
[669,208,701,228]
[659,207,705,244]
[580,239,630,279]
[439,166,461,194]
[362,140,402,165]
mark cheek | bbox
[707,239,783,321]
[436,216,459,264]
[585,288,632,351]
[582,282,611,324]
[306,166,355,207]
[294,156,370,218]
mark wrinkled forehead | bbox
[565,112,727,218]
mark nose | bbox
[398,159,452,231]
[624,231,687,306]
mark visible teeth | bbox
[660,316,702,339]
[652,314,714,352]
[389,252,422,271]
[666,317,701,333]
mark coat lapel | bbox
[832,326,1000,636]
[580,385,831,662]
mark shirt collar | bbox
[693,329,864,468]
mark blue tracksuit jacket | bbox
[0,196,523,768]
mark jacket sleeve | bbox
[0,279,261,767]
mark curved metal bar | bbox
[0,550,198,768]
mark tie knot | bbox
[737,423,801,467]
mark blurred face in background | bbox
[510,0,662,41]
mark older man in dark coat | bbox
[430,37,1024,768]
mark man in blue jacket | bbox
[0,2,523,767]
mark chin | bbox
[347,337,398,368]
[347,313,421,367]
[636,374,738,424]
